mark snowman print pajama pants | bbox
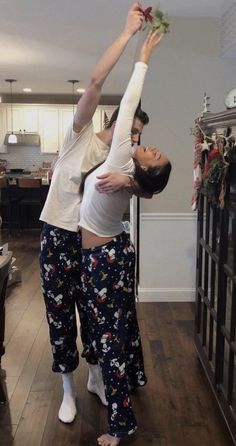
[80,231,147,438]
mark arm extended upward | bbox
[73,3,144,133]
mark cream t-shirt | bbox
[79,62,148,237]
[40,121,109,232]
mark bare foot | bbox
[97,433,120,446]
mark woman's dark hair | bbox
[133,158,172,195]
[79,161,104,196]
[106,105,149,128]
[79,158,172,197]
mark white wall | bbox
[137,17,236,301]
[138,213,197,302]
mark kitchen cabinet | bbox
[41,106,104,154]
[0,103,117,154]
[39,108,59,153]
[59,107,103,147]
[92,109,103,132]
[0,107,7,153]
[46,105,116,153]
[59,107,73,146]
[59,106,115,139]
[7,106,39,133]
[0,182,50,229]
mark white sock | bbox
[58,372,77,423]
[87,364,108,406]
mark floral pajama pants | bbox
[39,223,97,373]
[81,232,147,438]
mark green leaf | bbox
[153,8,163,20]
[150,8,171,33]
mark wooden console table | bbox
[0,252,12,404]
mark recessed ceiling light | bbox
[76,88,85,93]
[23,88,32,92]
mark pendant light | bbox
[5,79,17,144]
[68,80,79,116]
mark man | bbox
[39,3,146,424]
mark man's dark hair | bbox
[133,159,172,195]
[106,105,149,128]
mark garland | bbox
[203,143,229,207]
[192,119,236,209]
[200,128,236,208]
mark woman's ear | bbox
[141,165,148,171]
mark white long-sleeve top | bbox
[79,62,148,237]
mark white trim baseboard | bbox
[141,212,197,221]
[138,287,195,302]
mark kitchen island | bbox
[0,173,50,230]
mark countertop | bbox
[2,173,50,185]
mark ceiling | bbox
[0,0,233,97]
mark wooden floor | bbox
[0,231,233,446]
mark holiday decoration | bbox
[203,143,228,207]
[192,122,236,209]
[191,123,203,211]
[141,6,153,22]
[140,5,170,33]
[203,92,211,114]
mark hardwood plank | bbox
[2,295,45,378]
[169,301,194,320]
[40,358,99,446]
[0,317,48,426]
[4,310,24,346]
[0,373,18,401]
[13,390,54,446]
[5,268,41,312]
[138,303,233,446]
[0,234,234,446]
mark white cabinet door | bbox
[59,107,108,145]
[39,108,59,153]
[7,106,39,132]
[2,104,117,154]
[59,107,73,146]
[0,107,7,153]
[92,109,102,132]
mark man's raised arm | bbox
[73,2,144,133]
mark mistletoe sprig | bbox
[151,8,171,33]
[140,5,171,33]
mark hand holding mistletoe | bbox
[138,3,171,33]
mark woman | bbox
[79,29,171,446]
[39,3,146,425]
